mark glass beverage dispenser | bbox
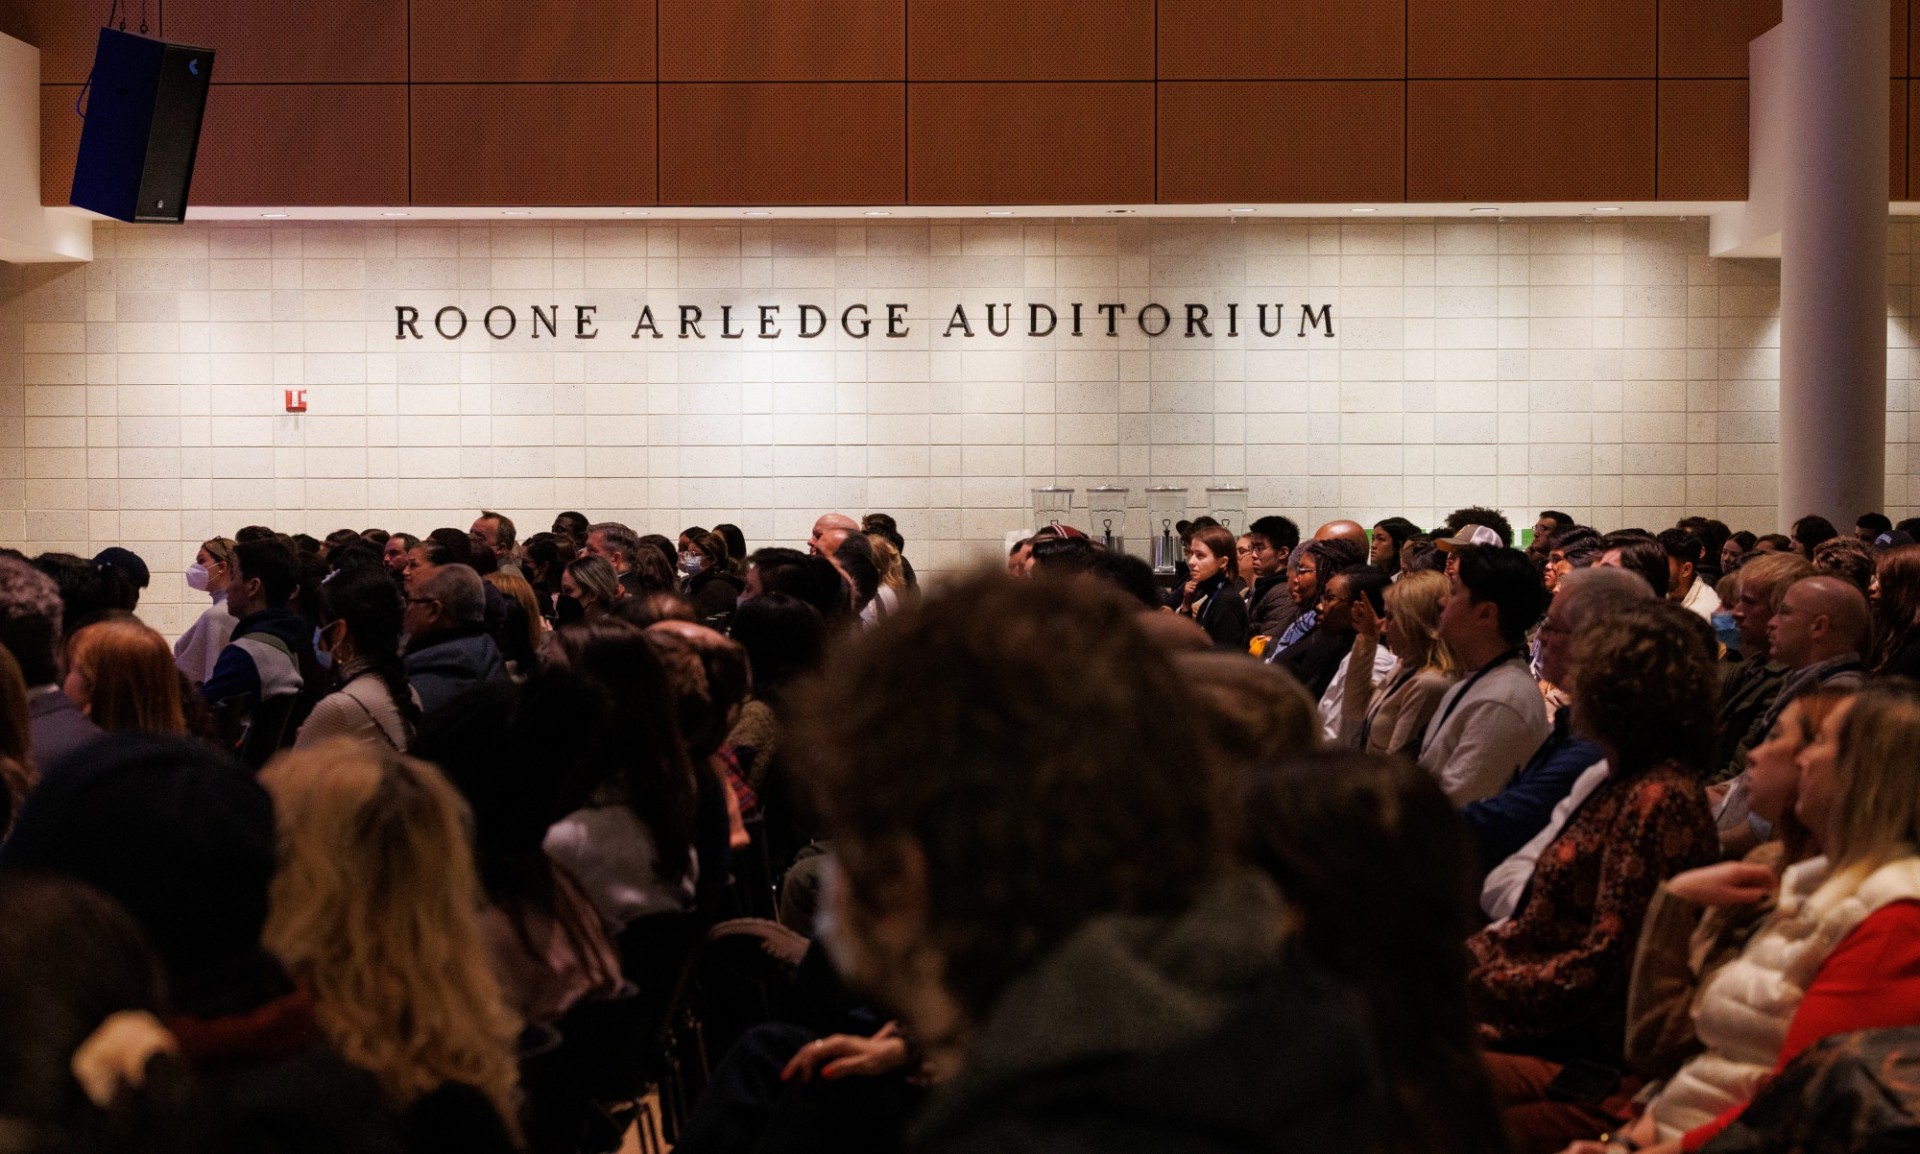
[1205,484,1249,536]
[1146,486,1188,575]
[1086,486,1129,553]
[1032,486,1075,534]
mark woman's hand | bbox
[780,1024,910,1083]
[1666,860,1776,908]
[1180,576,1199,611]
[1351,595,1382,642]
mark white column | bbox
[1777,0,1890,528]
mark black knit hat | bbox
[0,734,275,990]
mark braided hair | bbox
[317,564,421,732]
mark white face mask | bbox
[680,553,703,575]
[185,563,211,592]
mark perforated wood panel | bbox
[660,0,902,81]
[1158,82,1403,202]
[908,82,1153,203]
[1408,80,1656,201]
[192,85,408,205]
[1409,0,1656,78]
[907,0,1152,80]
[1657,79,1748,200]
[38,85,82,204]
[0,0,121,83]
[411,85,655,205]
[164,0,404,83]
[411,0,655,82]
[1158,0,1404,79]
[659,83,903,204]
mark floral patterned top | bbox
[1468,760,1720,1062]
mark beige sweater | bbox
[294,664,414,752]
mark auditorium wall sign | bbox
[394,301,1337,342]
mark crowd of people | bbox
[1,499,1920,1153]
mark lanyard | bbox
[1422,649,1523,752]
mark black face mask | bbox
[556,594,585,626]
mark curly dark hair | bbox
[788,574,1220,1025]
[1572,600,1718,777]
[1443,506,1514,548]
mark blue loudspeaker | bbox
[70,28,214,223]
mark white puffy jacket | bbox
[1648,855,1920,1139]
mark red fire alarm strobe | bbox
[284,389,307,413]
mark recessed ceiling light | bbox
[863,210,891,216]
[1469,206,1500,214]
[1350,207,1377,214]
[743,211,772,217]
[260,212,290,219]
[986,210,1014,216]
[1107,209,1131,214]
[622,210,650,216]
[1228,207,1257,214]
[1594,206,1623,213]
[501,210,532,216]
[380,211,409,217]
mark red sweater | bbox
[1682,898,1920,1151]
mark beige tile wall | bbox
[0,216,1912,638]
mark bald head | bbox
[1314,520,1369,547]
[1768,576,1871,669]
[810,513,860,556]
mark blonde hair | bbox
[260,740,522,1138]
[1382,570,1456,677]
[866,533,905,594]
[65,615,185,736]
[483,569,546,658]
[1827,682,1920,876]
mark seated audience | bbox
[1177,524,1252,651]
[540,619,700,933]
[1419,546,1551,805]
[0,734,404,1153]
[63,615,187,737]
[1311,566,1394,732]
[1244,515,1302,639]
[682,530,745,621]
[788,574,1379,1153]
[0,556,99,769]
[175,536,240,686]
[1790,514,1840,560]
[1606,688,1851,1149]
[1658,529,1720,621]
[261,740,523,1153]
[298,564,419,752]
[1717,575,1870,852]
[1606,679,1920,1154]
[402,564,506,716]
[0,646,30,831]
[1244,751,1510,1154]
[1597,533,1671,599]
[1714,552,1813,781]
[1811,535,1874,597]
[0,872,199,1154]
[1460,566,1651,876]
[1470,601,1721,1154]
[1268,537,1368,681]
[1334,568,1454,756]
[1871,543,1920,677]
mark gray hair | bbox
[588,521,640,565]
[0,557,63,684]
[417,563,486,625]
[1556,565,1656,636]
